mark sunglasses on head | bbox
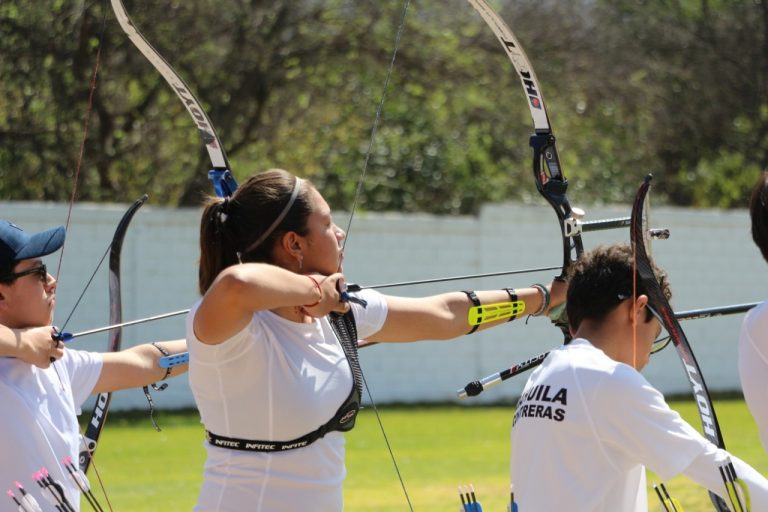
[0,264,49,284]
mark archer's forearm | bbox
[372,285,552,342]
[0,324,59,368]
[0,323,24,358]
[94,338,188,393]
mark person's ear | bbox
[278,231,303,256]
[275,231,307,272]
[632,294,652,323]
[623,294,649,322]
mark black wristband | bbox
[503,287,519,322]
[152,342,172,381]
[463,290,481,335]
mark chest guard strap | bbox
[205,310,362,452]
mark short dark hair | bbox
[566,244,671,330]
[749,172,768,264]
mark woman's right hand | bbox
[302,273,351,317]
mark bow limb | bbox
[79,195,148,474]
[109,0,237,197]
[631,175,729,511]
[465,1,583,337]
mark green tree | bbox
[1,0,765,211]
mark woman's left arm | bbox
[93,339,188,393]
[368,281,565,343]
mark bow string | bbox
[43,4,145,508]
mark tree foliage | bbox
[0,0,765,212]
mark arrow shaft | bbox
[64,309,189,341]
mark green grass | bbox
[85,399,767,511]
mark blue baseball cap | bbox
[0,221,66,269]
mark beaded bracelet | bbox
[530,284,550,317]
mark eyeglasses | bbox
[645,304,673,354]
[618,294,673,354]
[0,264,49,284]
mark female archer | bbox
[187,168,566,511]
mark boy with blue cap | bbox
[0,220,186,510]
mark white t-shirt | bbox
[511,338,711,511]
[187,288,387,512]
[0,349,102,512]
[739,301,768,451]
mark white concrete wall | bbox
[1,199,764,411]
